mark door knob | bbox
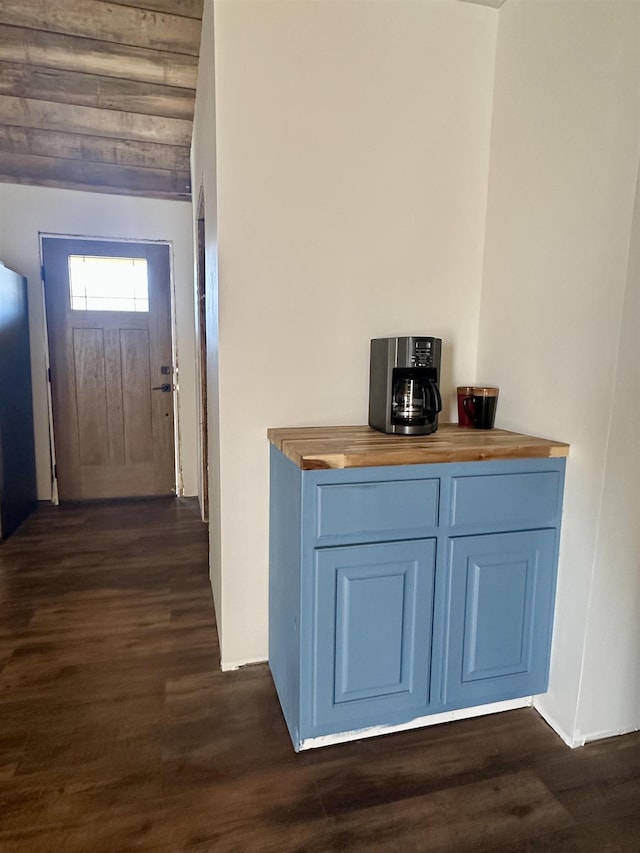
[152,384,172,392]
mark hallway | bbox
[0,500,639,852]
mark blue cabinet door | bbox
[309,539,436,735]
[443,529,557,708]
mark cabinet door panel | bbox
[336,568,408,699]
[444,530,556,707]
[311,540,435,733]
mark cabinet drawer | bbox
[315,478,439,543]
[450,471,562,529]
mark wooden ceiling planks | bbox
[0,26,198,88]
[0,96,192,146]
[0,62,196,120]
[0,1,201,56]
[0,126,190,172]
[0,0,202,201]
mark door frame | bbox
[195,190,208,520]
[39,232,183,503]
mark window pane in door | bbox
[68,256,149,312]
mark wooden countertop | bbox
[267,424,569,470]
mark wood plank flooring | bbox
[1,498,639,852]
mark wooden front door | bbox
[42,238,175,501]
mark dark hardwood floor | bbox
[1,499,639,852]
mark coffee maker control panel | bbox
[411,340,433,368]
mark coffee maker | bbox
[368,336,442,435]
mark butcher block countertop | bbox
[267,424,570,470]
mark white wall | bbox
[197,0,498,667]
[576,158,640,740]
[0,183,198,500]
[478,0,640,743]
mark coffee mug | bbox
[463,386,499,429]
[457,386,475,427]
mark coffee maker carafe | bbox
[369,336,442,435]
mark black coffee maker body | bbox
[368,336,442,435]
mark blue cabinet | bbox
[269,446,565,751]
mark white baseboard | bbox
[299,697,533,751]
[533,701,584,748]
[534,704,640,748]
[220,655,267,672]
[581,724,640,744]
